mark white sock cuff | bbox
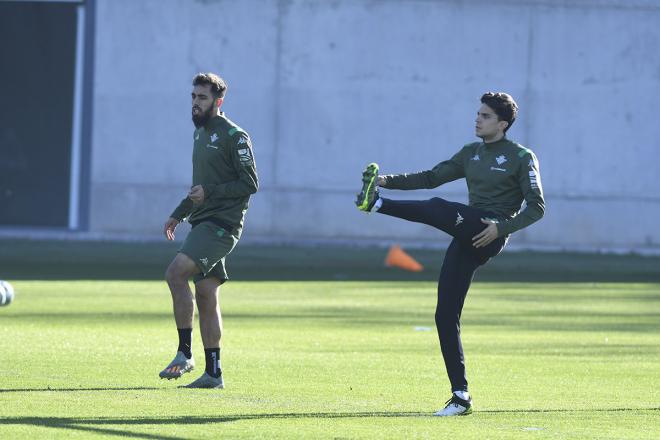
[454,390,470,401]
[373,198,383,212]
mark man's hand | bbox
[376,176,386,186]
[188,185,205,205]
[472,218,499,248]
[164,217,179,241]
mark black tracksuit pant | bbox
[378,197,508,392]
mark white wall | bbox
[90,0,660,251]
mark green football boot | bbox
[355,162,380,212]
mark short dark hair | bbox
[481,92,518,133]
[192,72,227,99]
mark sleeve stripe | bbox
[228,127,246,136]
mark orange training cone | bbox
[385,245,423,272]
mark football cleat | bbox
[181,372,224,389]
[433,393,473,416]
[159,351,195,380]
[355,162,380,212]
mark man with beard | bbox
[159,72,258,388]
[355,92,544,415]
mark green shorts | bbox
[178,221,239,284]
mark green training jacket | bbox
[382,137,544,236]
[170,113,258,233]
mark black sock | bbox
[177,328,192,359]
[204,348,221,378]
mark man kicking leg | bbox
[356,92,544,415]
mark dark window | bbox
[0,1,77,227]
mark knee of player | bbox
[166,253,199,283]
[165,262,188,285]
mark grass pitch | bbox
[1,278,659,439]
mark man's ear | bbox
[215,97,224,109]
[498,120,509,132]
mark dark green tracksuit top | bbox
[382,137,545,236]
[170,113,259,233]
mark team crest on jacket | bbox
[210,133,219,143]
[237,135,251,147]
[496,155,507,165]
[238,147,253,166]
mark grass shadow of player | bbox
[0,412,425,440]
[0,386,160,393]
[2,407,659,439]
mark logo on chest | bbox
[489,155,508,172]
[206,132,221,149]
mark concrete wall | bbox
[90,0,660,251]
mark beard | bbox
[192,105,214,128]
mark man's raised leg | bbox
[160,253,200,379]
[378,198,488,247]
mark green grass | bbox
[1,280,659,439]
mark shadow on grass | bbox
[0,386,159,393]
[3,307,658,334]
[478,407,660,413]
[2,408,659,438]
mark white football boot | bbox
[434,392,473,416]
[181,372,224,389]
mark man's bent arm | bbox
[170,198,194,222]
[497,152,545,236]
